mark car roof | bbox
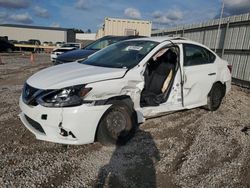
[127,36,214,51]
[101,35,145,40]
[129,36,190,43]
[0,40,11,44]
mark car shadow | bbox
[95,128,160,188]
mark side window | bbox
[90,40,110,49]
[183,44,215,66]
[208,49,216,63]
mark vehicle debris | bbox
[241,126,250,135]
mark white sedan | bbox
[50,43,81,62]
[19,37,231,145]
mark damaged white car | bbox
[19,37,231,145]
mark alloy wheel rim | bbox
[106,110,128,139]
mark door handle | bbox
[208,73,216,76]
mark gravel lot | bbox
[0,53,249,188]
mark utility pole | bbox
[215,0,225,53]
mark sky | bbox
[0,0,250,32]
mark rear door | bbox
[182,43,217,108]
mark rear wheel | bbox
[96,101,136,145]
[206,83,224,111]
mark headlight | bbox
[37,84,92,107]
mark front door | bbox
[141,45,183,117]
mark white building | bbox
[96,17,152,39]
[76,33,96,41]
[0,24,76,43]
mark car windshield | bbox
[79,40,159,69]
[85,37,125,50]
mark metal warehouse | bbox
[97,17,152,38]
[0,24,75,43]
[152,13,250,87]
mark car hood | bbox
[57,49,96,63]
[27,62,127,89]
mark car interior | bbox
[140,46,179,107]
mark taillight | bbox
[227,65,232,73]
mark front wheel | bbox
[206,83,224,111]
[7,48,13,53]
[96,101,136,145]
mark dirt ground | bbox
[0,53,249,188]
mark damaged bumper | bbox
[225,80,231,94]
[19,97,110,145]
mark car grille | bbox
[24,115,45,134]
[22,83,41,106]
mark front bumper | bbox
[225,79,231,94]
[19,97,110,145]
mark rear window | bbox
[183,44,216,66]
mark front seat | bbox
[141,49,177,106]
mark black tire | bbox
[206,83,224,111]
[96,101,136,145]
[6,48,13,53]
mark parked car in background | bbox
[55,42,64,47]
[19,41,30,45]
[44,41,60,46]
[42,41,49,46]
[18,41,28,51]
[28,39,41,45]
[54,35,144,65]
[0,40,15,52]
[50,43,81,62]
[9,40,18,44]
[19,37,231,145]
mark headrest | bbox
[157,49,177,64]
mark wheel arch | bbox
[205,81,226,111]
[94,95,138,142]
[209,81,226,97]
